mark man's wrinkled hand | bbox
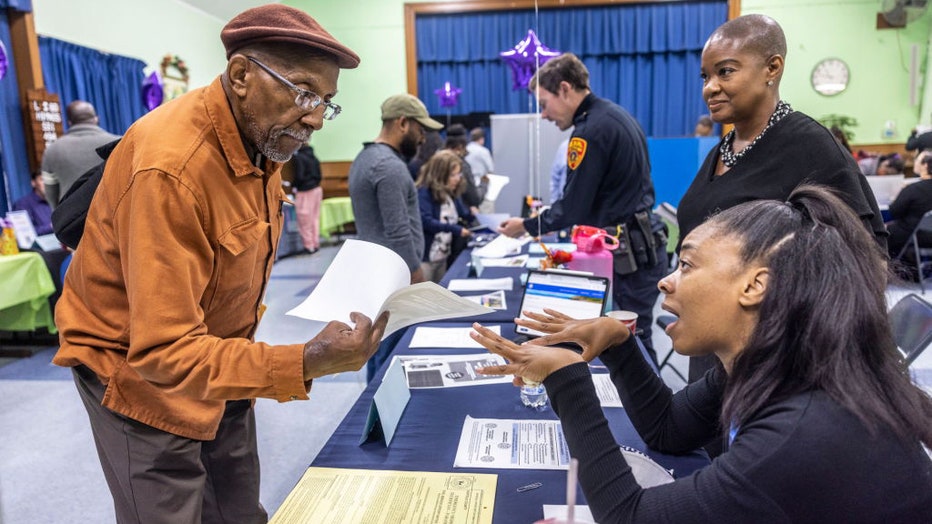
[302,311,389,380]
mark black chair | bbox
[655,315,687,382]
[889,293,932,366]
[894,210,932,294]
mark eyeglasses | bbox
[246,56,341,121]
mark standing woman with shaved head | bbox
[676,15,889,410]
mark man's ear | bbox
[559,80,572,97]
[739,267,769,308]
[226,55,250,98]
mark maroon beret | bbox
[221,4,360,69]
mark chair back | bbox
[889,293,932,365]
[917,210,932,234]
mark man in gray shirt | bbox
[349,93,442,284]
[41,100,120,207]
[349,93,443,379]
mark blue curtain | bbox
[416,1,726,137]
[0,0,31,11]
[39,36,146,135]
[0,10,31,212]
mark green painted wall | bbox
[743,0,932,146]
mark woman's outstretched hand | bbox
[515,309,630,362]
[470,322,584,385]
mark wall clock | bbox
[811,58,849,96]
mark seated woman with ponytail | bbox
[470,184,932,523]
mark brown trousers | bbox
[72,365,267,524]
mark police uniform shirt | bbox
[523,93,656,236]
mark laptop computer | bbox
[514,269,611,339]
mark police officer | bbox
[498,53,667,364]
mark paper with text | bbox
[592,374,623,408]
[287,240,492,338]
[471,234,529,258]
[410,326,500,348]
[270,467,496,524]
[448,277,513,292]
[462,290,507,310]
[397,354,512,388]
[454,416,571,470]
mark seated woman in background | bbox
[888,150,932,261]
[416,150,474,283]
[877,152,905,176]
[471,185,932,523]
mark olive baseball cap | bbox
[380,94,443,130]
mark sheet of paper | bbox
[287,239,409,324]
[288,240,493,339]
[477,254,528,268]
[377,282,494,337]
[270,467,496,524]
[33,234,61,252]
[6,210,36,249]
[528,242,577,255]
[484,174,510,202]
[454,416,571,470]
[463,290,507,310]
[409,325,500,348]
[542,505,597,523]
[471,234,529,258]
[448,277,513,292]
[397,354,512,388]
[470,213,510,232]
[592,374,623,408]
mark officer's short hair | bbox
[529,53,590,94]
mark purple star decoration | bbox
[141,71,164,112]
[0,41,8,81]
[434,81,462,108]
[499,30,561,91]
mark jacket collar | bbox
[203,77,280,178]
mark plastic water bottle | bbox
[520,380,548,409]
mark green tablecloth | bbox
[320,196,355,239]
[0,252,57,333]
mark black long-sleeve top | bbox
[543,338,932,523]
[677,111,888,253]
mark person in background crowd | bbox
[498,52,668,365]
[13,171,53,235]
[549,137,570,203]
[675,15,887,423]
[466,127,497,213]
[444,124,487,215]
[52,6,387,522]
[830,125,852,154]
[888,150,932,262]
[416,150,474,283]
[906,127,932,152]
[41,100,120,208]
[408,129,443,180]
[349,93,443,380]
[693,114,715,137]
[471,185,932,524]
[876,153,905,176]
[292,143,323,254]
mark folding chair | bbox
[655,315,687,382]
[894,210,932,294]
[888,293,932,366]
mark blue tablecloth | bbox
[310,322,708,523]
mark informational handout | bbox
[269,467,497,524]
[5,210,36,249]
[470,213,510,232]
[397,354,512,388]
[448,277,513,292]
[484,174,510,202]
[462,290,507,310]
[542,505,597,523]
[409,326,501,348]
[454,416,571,470]
[287,240,492,338]
[471,234,530,258]
[592,374,623,408]
[477,254,529,268]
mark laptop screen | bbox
[516,270,610,337]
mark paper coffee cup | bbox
[606,310,638,334]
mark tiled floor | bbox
[1,246,929,523]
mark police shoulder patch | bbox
[567,137,588,170]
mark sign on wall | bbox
[25,89,63,171]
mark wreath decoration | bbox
[160,54,189,83]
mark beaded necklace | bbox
[719,100,793,168]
